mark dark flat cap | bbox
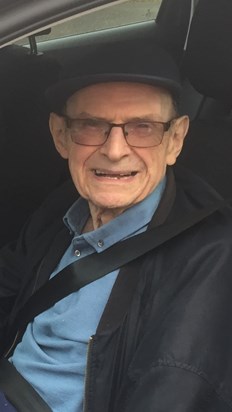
[46,44,182,113]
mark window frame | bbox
[0,0,128,48]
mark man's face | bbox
[50,82,188,212]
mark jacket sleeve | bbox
[0,224,30,344]
[124,365,232,412]
[121,211,232,412]
[0,180,76,350]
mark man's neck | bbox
[84,202,126,231]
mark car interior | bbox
[0,0,231,247]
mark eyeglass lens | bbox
[67,118,169,148]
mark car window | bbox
[17,0,162,44]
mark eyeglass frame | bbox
[62,114,177,148]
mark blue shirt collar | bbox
[64,176,166,252]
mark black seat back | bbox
[179,0,232,198]
[0,45,69,247]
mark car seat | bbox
[0,45,69,247]
[178,0,232,199]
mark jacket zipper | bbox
[83,335,94,412]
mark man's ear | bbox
[166,115,189,165]
[49,112,69,159]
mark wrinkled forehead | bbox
[65,81,173,116]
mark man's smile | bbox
[93,169,138,179]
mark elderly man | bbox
[1,45,232,412]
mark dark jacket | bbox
[1,165,232,412]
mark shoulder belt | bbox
[12,198,227,333]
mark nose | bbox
[99,125,131,161]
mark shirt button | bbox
[74,249,81,257]
[97,240,104,248]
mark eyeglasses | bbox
[62,115,176,148]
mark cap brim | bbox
[46,73,182,113]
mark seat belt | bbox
[13,198,226,333]
[0,198,227,412]
[0,359,52,412]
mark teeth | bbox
[95,170,108,176]
[95,170,136,178]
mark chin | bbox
[92,196,133,210]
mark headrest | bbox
[183,0,232,105]
[0,45,60,100]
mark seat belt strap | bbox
[1,200,227,412]
[13,198,226,332]
[0,359,52,412]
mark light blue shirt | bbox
[11,178,166,412]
